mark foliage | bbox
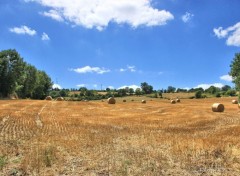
[0,156,7,170]
[221,85,231,91]
[0,49,24,97]
[141,82,153,94]
[225,89,236,96]
[195,90,202,99]
[215,92,221,97]
[205,86,220,94]
[135,88,142,95]
[229,53,240,90]
[167,86,176,93]
[0,49,52,99]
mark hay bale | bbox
[232,100,238,104]
[123,99,126,102]
[171,100,176,104]
[176,99,180,103]
[107,97,116,104]
[141,100,146,104]
[56,97,64,101]
[45,96,52,100]
[212,103,224,112]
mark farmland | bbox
[0,97,240,175]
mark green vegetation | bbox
[230,53,240,91]
[1,49,239,100]
[0,49,52,99]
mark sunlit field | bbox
[1,97,240,175]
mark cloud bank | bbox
[25,0,174,30]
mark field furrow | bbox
[0,98,240,175]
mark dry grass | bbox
[0,97,240,175]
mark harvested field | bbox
[0,97,240,175]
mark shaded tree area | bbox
[0,49,52,99]
[230,53,240,91]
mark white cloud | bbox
[40,10,64,22]
[52,83,62,89]
[213,22,240,47]
[25,0,174,30]
[119,65,136,72]
[127,65,136,72]
[220,75,233,82]
[195,83,224,90]
[71,66,110,74]
[9,25,37,36]
[120,68,127,72]
[107,86,114,90]
[77,84,87,87]
[118,85,140,90]
[41,32,50,40]
[181,12,194,23]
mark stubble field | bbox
[0,97,240,175]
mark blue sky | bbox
[1,0,240,90]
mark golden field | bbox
[0,97,240,175]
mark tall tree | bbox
[141,82,153,94]
[229,53,240,90]
[32,71,52,99]
[0,49,24,97]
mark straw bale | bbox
[107,97,116,104]
[212,103,224,112]
[45,96,53,100]
[232,100,238,104]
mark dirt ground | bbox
[0,97,240,175]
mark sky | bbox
[1,0,240,90]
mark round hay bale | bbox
[107,97,116,104]
[45,96,52,100]
[232,100,238,104]
[171,100,176,104]
[123,99,126,102]
[56,97,64,101]
[176,99,180,103]
[212,103,224,112]
[141,100,146,104]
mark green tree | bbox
[205,86,220,94]
[0,49,24,97]
[32,71,52,99]
[229,53,240,90]
[141,82,153,94]
[129,88,134,95]
[135,88,142,95]
[16,64,38,98]
[117,89,127,97]
[167,86,176,93]
[221,85,231,91]
[195,91,202,99]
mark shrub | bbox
[226,89,236,96]
[195,91,202,99]
[215,92,221,98]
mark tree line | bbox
[0,49,52,99]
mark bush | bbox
[195,91,202,99]
[226,89,236,96]
[215,92,221,97]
